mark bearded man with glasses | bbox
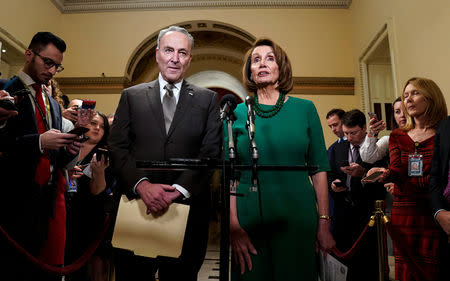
[0,31,83,281]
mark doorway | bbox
[359,22,398,135]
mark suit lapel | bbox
[10,79,38,132]
[145,80,166,137]
[167,81,194,137]
[45,91,60,130]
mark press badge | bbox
[408,142,423,177]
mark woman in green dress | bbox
[227,38,335,281]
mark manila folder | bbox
[112,195,190,258]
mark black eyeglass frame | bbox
[32,50,64,73]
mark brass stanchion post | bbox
[372,200,389,281]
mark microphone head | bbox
[220,94,238,110]
[245,95,254,106]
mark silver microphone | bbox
[245,96,255,138]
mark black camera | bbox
[0,89,31,111]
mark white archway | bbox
[186,70,247,101]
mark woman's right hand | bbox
[366,167,389,182]
[384,182,394,194]
[230,222,257,275]
[69,165,84,181]
[368,118,386,137]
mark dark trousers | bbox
[113,248,157,281]
[436,237,450,281]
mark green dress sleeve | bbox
[306,100,330,175]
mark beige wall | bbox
[349,0,450,109]
[0,0,61,46]
[59,8,356,145]
[57,9,353,78]
[2,0,450,147]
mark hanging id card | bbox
[408,153,423,177]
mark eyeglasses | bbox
[32,51,64,73]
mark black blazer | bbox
[328,139,386,248]
[108,79,222,200]
[0,76,74,255]
[430,116,450,215]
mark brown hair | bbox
[391,97,402,130]
[242,38,293,94]
[401,77,448,131]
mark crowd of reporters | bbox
[0,30,449,281]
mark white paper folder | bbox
[112,195,190,258]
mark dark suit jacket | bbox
[108,79,222,265]
[430,116,450,218]
[0,76,74,256]
[327,139,386,249]
[108,79,222,199]
[429,116,450,281]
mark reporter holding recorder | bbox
[327,109,387,281]
[0,31,83,280]
[65,111,113,281]
[367,77,447,281]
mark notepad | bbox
[112,195,190,258]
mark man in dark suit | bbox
[0,32,81,280]
[326,108,346,231]
[328,109,386,281]
[429,115,450,281]
[326,108,346,157]
[108,26,222,281]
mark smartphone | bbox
[0,99,17,111]
[68,126,89,136]
[361,171,384,183]
[78,136,89,143]
[368,112,378,120]
[334,181,346,188]
[81,99,96,110]
[96,147,109,162]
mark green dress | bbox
[226,96,330,281]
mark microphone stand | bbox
[249,135,259,192]
[136,159,316,281]
[226,112,237,191]
[247,111,259,192]
[221,111,236,281]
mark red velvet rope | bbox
[385,221,432,281]
[331,223,370,259]
[0,214,110,276]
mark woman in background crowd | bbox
[66,112,112,281]
[226,38,334,281]
[368,77,447,281]
[361,97,407,194]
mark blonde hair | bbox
[401,77,448,131]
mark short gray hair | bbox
[157,26,194,50]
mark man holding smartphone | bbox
[327,109,386,281]
[0,32,82,280]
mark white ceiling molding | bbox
[50,0,352,13]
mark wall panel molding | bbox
[51,0,352,13]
